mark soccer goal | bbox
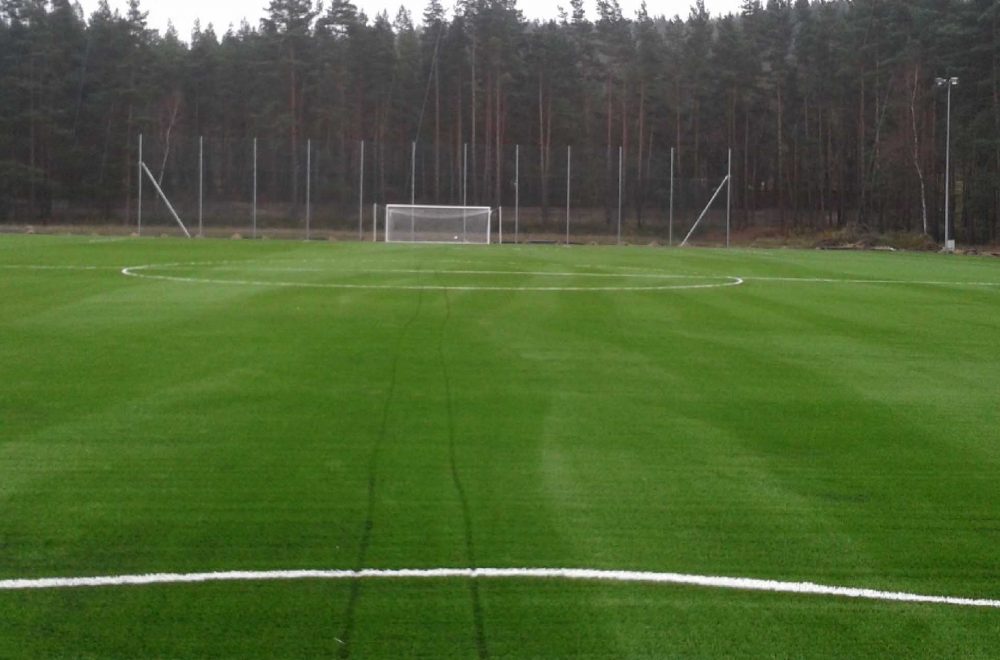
[384,204,492,244]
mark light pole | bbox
[936,76,958,251]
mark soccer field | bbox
[2,234,999,657]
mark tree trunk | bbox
[538,72,549,224]
[635,80,645,227]
[620,83,628,226]
[484,70,493,205]
[434,56,440,201]
[993,8,1000,242]
[495,74,502,209]
[777,83,784,230]
[289,46,300,215]
[470,37,477,204]
[605,75,613,225]
[910,65,929,234]
[858,72,865,225]
[743,104,750,229]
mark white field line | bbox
[120,265,743,292]
[1,567,998,608]
[741,275,1000,287]
[176,266,712,280]
[0,264,112,271]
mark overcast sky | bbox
[77,0,744,38]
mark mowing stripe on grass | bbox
[337,289,427,659]
[439,290,489,657]
[2,568,998,608]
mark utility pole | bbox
[936,76,959,251]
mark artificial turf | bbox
[1,234,999,657]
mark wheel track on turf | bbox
[337,287,427,659]
[438,289,490,658]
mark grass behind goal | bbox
[1,235,999,657]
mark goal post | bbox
[384,204,492,244]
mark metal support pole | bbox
[514,144,520,244]
[499,206,503,244]
[680,174,729,247]
[372,202,377,242]
[197,137,207,236]
[359,140,365,240]
[306,138,312,240]
[463,142,468,206]
[140,161,191,238]
[137,133,143,236]
[252,137,257,239]
[565,146,572,245]
[937,76,959,250]
[945,82,953,249]
[726,148,732,248]
[669,147,674,246]
[617,145,623,245]
[411,140,416,206]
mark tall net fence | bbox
[6,132,740,245]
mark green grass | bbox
[2,234,999,657]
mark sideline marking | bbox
[0,264,111,271]
[741,275,1000,287]
[1,567,998,608]
[120,264,743,292]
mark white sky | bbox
[76,0,744,38]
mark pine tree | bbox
[263,0,317,214]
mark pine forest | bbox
[2,0,999,244]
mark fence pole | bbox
[726,147,732,248]
[306,138,312,240]
[137,133,143,236]
[463,142,468,206]
[198,136,203,237]
[617,145,623,245]
[411,140,416,206]
[565,146,571,245]
[669,147,675,246]
[372,202,377,242]
[359,140,365,240]
[252,137,257,239]
[499,206,503,244]
[514,144,520,244]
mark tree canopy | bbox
[1,0,997,242]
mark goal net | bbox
[385,204,492,244]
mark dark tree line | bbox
[2,0,999,242]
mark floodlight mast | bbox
[936,76,959,251]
